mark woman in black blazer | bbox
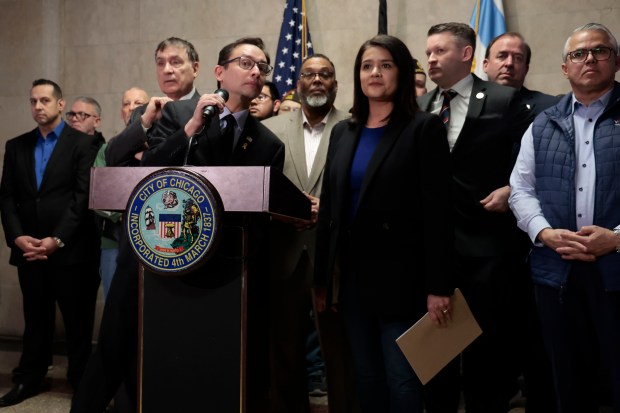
[314,35,454,413]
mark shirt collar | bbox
[179,87,196,101]
[570,86,613,114]
[36,119,65,140]
[440,73,474,100]
[302,107,333,128]
[220,107,250,131]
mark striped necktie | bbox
[439,89,457,127]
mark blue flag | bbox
[469,0,506,79]
[272,0,314,98]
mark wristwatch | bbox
[53,237,65,248]
[613,229,620,254]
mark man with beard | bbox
[262,54,358,413]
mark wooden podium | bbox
[90,166,310,413]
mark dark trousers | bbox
[15,262,99,390]
[424,255,523,413]
[340,277,423,413]
[535,262,620,413]
[71,230,139,413]
[316,308,361,413]
[269,251,313,413]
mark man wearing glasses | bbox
[66,97,105,144]
[509,23,620,412]
[140,37,284,411]
[262,54,355,413]
[250,81,281,120]
[142,37,283,167]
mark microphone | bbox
[202,89,229,120]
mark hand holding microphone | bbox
[202,89,229,119]
[185,89,229,137]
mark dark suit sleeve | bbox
[417,114,455,296]
[54,133,100,243]
[506,89,535,179]
[313,123,342,289]
[0,139,24,247]
[141,103,190,166]
[105,106,148,166]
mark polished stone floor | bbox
[0,341,611,413]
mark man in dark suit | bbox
[105,37,200,167]
[141,37,284,412]
[418,23,534,413]
[484,31,560,413]
[0,79,100,407]
[483,32,561,116]
[71,37,201,413]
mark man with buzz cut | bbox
[0,79,100,407]
[418,22,533,413]
[509,23,620,413]
[262,53,358,413]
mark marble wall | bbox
[0,0,619,338]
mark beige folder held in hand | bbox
[395,288,481,385]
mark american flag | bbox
[159,214,181,239]
[272,0,314,98]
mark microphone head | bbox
[215,89,229,102]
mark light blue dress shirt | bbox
[34,119,65,189]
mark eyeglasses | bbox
[254,93,273,102]
[221,56,273,76]
[66,111,97,121]
[299,71,335,81]
[566,47,616,63]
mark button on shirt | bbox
[509,89,613,242]
[431,74,473,150]
[302,108,331,177]
[35,120,65,189]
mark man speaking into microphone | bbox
[142,37,284,168]
[141,37,284,411]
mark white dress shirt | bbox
[302,108,333,177]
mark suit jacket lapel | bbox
[356,119,406,209]
[453,76,486,153]
[418,88,439,112]
[287,112,309,189]
[306,111,339,194]
[23,130,38,192]
[230,115,259,165]
[39,126,71,191]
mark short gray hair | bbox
[562,23,619,62]
[73,96,102,117]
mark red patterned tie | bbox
[439,90,457,127]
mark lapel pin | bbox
[526,103,532,110]
[476,92,484,99]
[242,143,248,150]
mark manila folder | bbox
[395,288,481,385]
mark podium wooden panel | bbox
[90,166,310,413]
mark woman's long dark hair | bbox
[350,35,419,125]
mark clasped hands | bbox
[15,236,59,261]
[538,226,619,261]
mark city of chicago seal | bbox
[125,168,222,275]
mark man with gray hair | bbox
[66,96,105,144]
[509,23,620,412]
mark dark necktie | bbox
[439,89,458,127]
[219,114,236,159]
